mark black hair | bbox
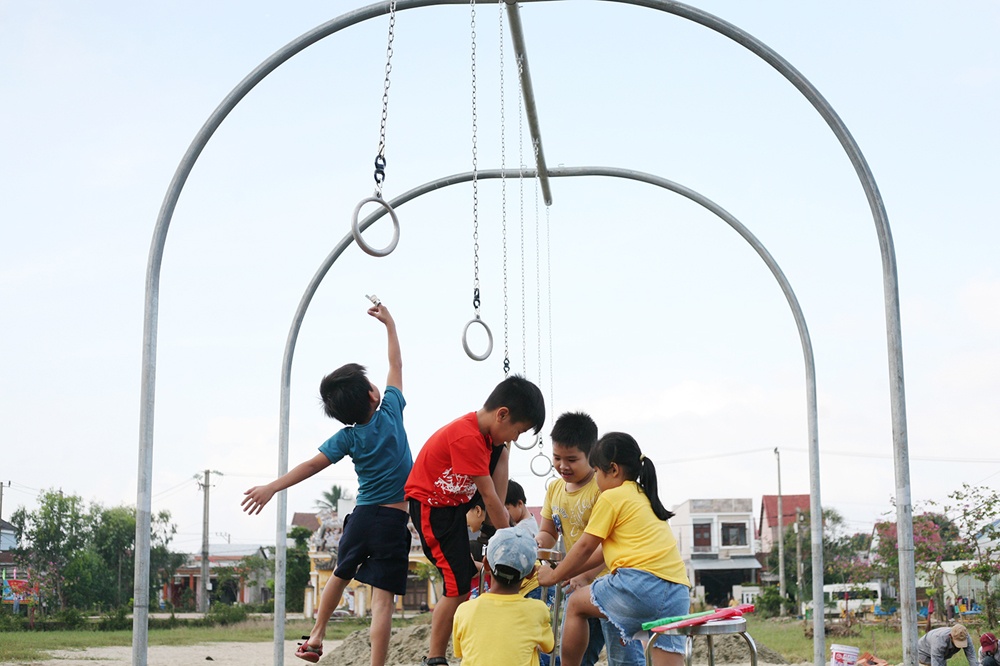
[467,493,486,512]
[483,374,546,434]
[318,363,374,425]
[490,564,525,588]
[589,432,674,521]
[550,411,598,455]
[505,479,527,506]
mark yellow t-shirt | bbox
[584,481,690,586]
[541,476,601,553]
[453,592,555,666]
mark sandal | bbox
[295,637,323,663]
[422,658,449,666]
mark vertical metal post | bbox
[200,470,211,614]
[776,449,785,616]
[795,508,804,617]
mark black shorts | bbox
[409,500,475,598]
[334,504,411,596]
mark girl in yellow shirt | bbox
[537,432,691,666]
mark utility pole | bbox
[196,470,223,613]
[0,481,10,521]
[796,507,805,619]
[775,448,785,616]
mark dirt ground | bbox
[13,625,802,665]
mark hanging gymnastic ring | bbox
[351,196,400,257]
[462,317,493,361]
[514,432,538,451]
[531,452,554,477]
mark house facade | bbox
[167,544,270,609]
[671,498,760,606]
[758,494,811,555]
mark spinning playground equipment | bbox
[133,3,917,666]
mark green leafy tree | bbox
[89,505,136,607]
[10,489,89,611]
[945,484,1000,627]
[315,484,353,511]
[286,525,313,612]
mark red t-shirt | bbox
[405,412,493,506]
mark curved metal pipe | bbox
[281,164,819,657]
[136,2,911,664]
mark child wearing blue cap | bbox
[453,526,555,666]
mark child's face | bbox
[466,506,486,533]
[505,501,526,523]
[551,442,593,485]
[489,410,534,447]
[594,464,624,492]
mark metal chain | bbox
[470,0,480,317]
[545,203,554,419]
[373,0,397,197]
[499,1,509,377]
[518,53,526,376]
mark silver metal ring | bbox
[514,432,539,451]
[462,317,493,361]
[544,474,557,491]
[351,196,400,257]
[530,452,553,477]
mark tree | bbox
[10,489,88,611]
[286,525,313,612]
[315,485,353,511]
[945,484,1000,627]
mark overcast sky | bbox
[2,1,998,555]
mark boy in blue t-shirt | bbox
[242,302,411,665]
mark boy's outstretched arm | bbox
[368,303,401,391]
[241,453,331,515]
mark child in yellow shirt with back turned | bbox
[453,526,555,666]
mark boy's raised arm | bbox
[368,303,401,391]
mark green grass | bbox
[0,616,391,663]
[746,616,982,666]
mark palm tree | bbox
[315,485,353,511]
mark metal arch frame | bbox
[285,164,822,647]
[133,2,914,665]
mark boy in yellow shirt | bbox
[453,527,555,666]
[536,412,643,666]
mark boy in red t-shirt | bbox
[405,374,545,666]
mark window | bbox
[721,522,747,546]
[693,522,712,548]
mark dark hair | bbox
[491,564,525,588]
[483,374,545,434]
[505,480,527,506]
[319,363,374,425]
[550,412,598,455]
[467,493,486,512]
[589,432,673,520]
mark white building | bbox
[671,498,761,606]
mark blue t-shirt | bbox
[318,386,412,505]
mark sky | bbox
[1,1,998,558]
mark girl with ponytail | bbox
[537,432,691,666]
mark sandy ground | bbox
[2,639,342,666]
[9,622,812,665]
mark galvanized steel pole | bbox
[504,0,553,205]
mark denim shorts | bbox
[590,568,690,654]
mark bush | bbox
[755,586,783,618]
[97,607,131,631]
[54,607,89,630]
[0,609,25,632]
[206,602,249,626]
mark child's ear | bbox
[495,406,510,422]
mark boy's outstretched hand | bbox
[241,485,275,515]
[367,302,394,325]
